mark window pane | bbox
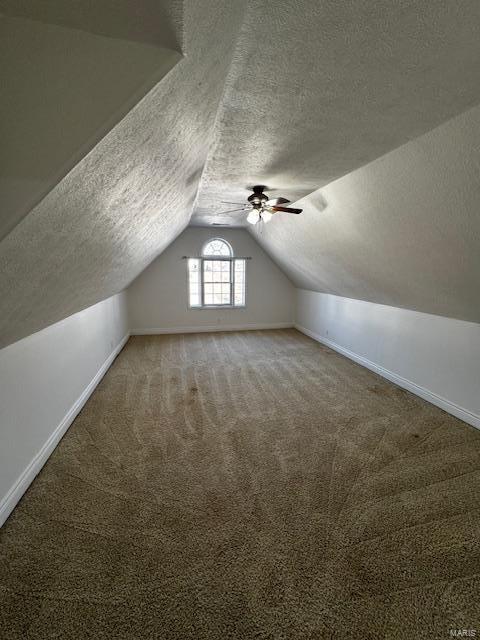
[189,258,199,272]
[233,259,245,306]
[204,261,214,282]
[204,261,230,282]
[188,259,201,307]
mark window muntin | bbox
[188,239,245,308]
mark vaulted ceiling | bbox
[1,0,480,348]
[192,1,480,227]
[0,0,245,347]
[252,104,480,322]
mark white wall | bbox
[0,292,129,526]
[128,227,295,333]
[296,289,480,429]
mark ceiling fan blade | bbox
[221,201,247,205]
[269,206,302,214]
[266,197,290,206]
[216,206,250,215]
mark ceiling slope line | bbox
[188,0,250,228]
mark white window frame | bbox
[188,239,246,309]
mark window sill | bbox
[189,305,246,310]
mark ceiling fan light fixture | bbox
[215,187,302,223]
[261,210,273,223]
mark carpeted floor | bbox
[1,329,480,639]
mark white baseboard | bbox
[0,333,130,528]
[295,323,480,431]
[132,322,293,335]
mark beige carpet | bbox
[1,329,480,639]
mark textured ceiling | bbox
[2,0,480,348]
[192,0,480,226]
[0,0,246,348]
[251,104,480,323]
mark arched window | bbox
[188,238,246,308]
[202,238,232,257]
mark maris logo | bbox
[450,631,476,638]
